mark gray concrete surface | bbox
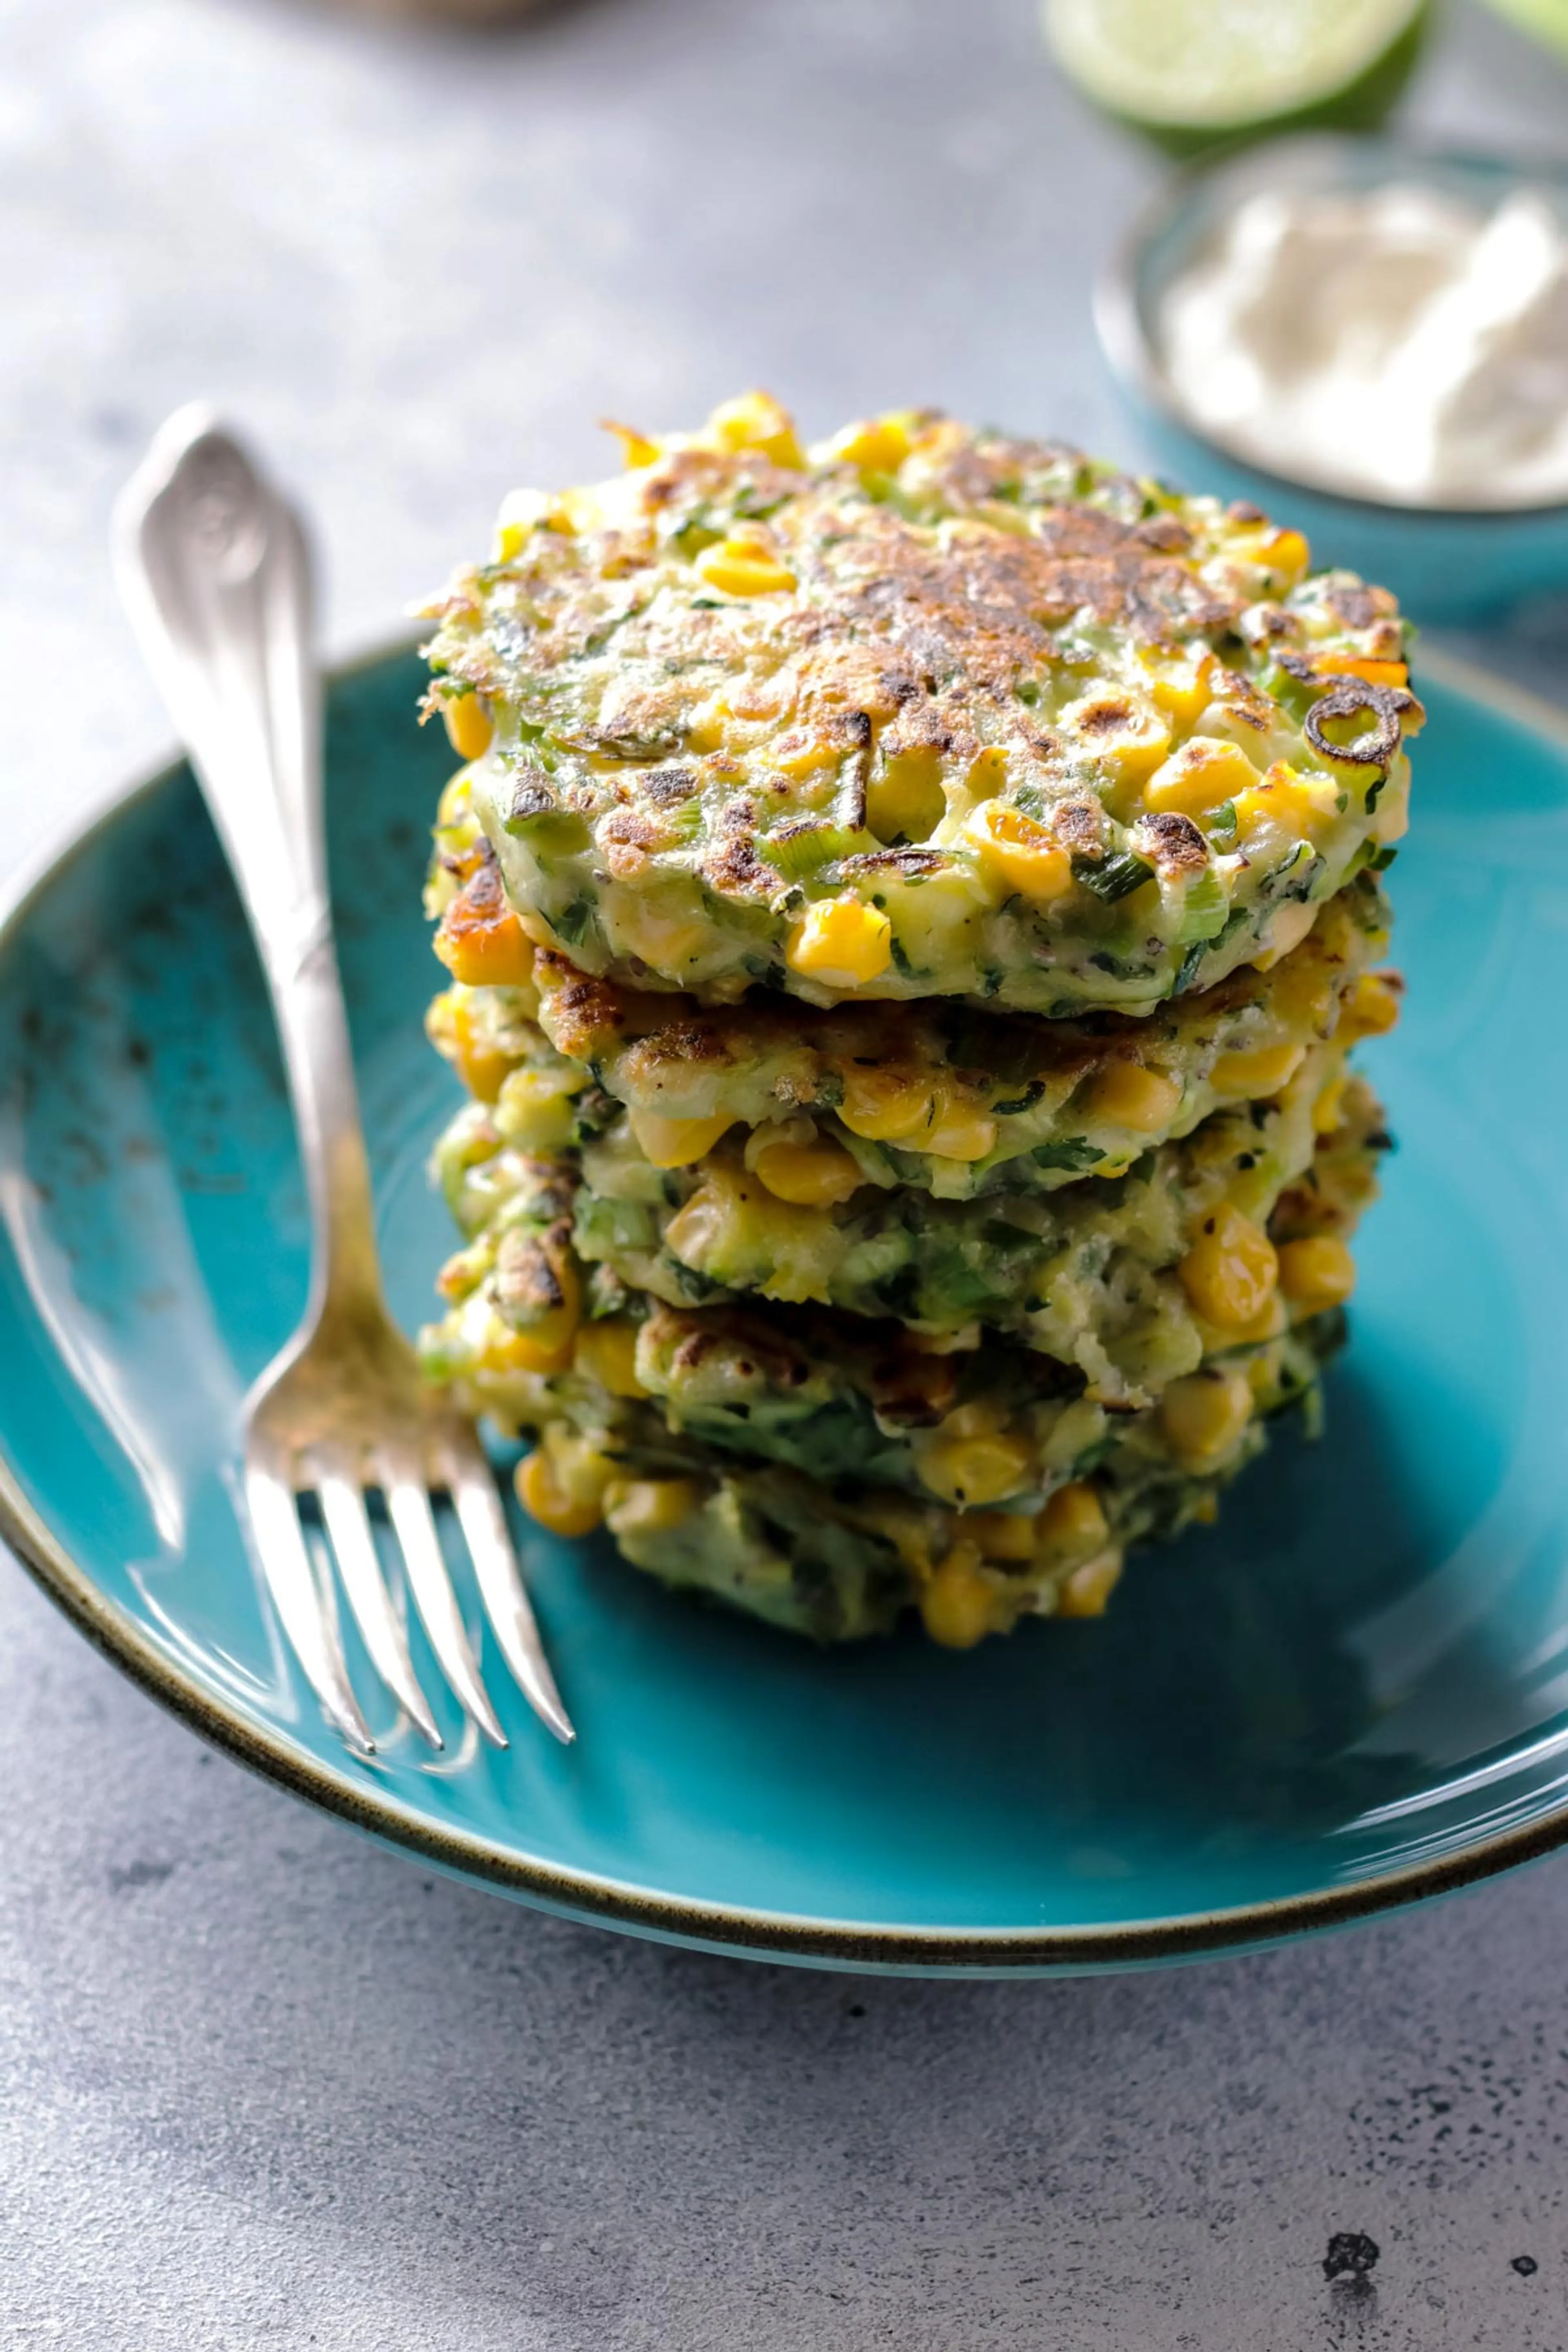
[3,2,1568,2343]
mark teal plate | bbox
[4,642,1567,1975]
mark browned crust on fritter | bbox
[640,1298,1078,1425]
[530,888,1387,1105]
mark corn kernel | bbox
[920,1544,998,1648]
[704,391,806,471]
[786,897,893,988]
[436,766,477,831]
[934,1401,1004,1443]
[921,1430,1034,1509]
[1145,735,1260,819]
[1306,651,1407,688]
[924,1096,998,1163]
[516,1445,603,1539]
[604,1477,704,1538]
[493,488,550,564]
[1062,692,1172,792]
[965,746,1011,797]
[966,803,1073,902]
[1178,1203,1280,1329]
[435,994,514,1105]
[442,693,493,763]
[1089,1060,1182,1133]
[434,883,537,988]
[836,1066,935,1143]
[1226,1290,1289,1346]
[574,1318,648,1399]
[1058,1550,1124,1617]
[1209,1042,1307,1100]
[543,486,606,537]
[1339,971,1402,1042]
[1141,647,1216,731]
[753,1138,864,1207]
[491,1285,581,1376]
[1265,955,1336,1034]
[1236,760,1343,841]
[826,412,916,474]
[866,744,946,844]
[1159,1369,1254,1470]
[554,1425,615,1499]
[1036,1480,1109,1553]
[1312,1074,1347,1136]
[1277,1234,1357,1314]
[965,1510,1038,1563]
[693,538,797,598]
[1261,526,1310,577]
[1230,782,1276,841]
[603,418,660,469]
[628,1107,735,1168]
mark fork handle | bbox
[114,409,383,1324]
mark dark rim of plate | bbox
[3,635,1567,1973]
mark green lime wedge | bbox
[1044,0,1430,149]
[1477,0,1568,59]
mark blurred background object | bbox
[1477,0,1568,56]
[1098,141,1568,615]
[341,0,548,17]
[1044,0,1431,150]
[1048,0,1568,617]
[5,4,1568,2348]
[1156,169,1568,508]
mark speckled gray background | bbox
[4,3,1568,2343]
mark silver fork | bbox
[113,408,573,1755]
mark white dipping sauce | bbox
[1158,182,1568,510]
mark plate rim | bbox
[4,632,1567,1973]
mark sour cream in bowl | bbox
[1098,140,1568,619]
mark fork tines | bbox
[244,1443,573,1754]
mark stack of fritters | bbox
[415,395,1414,1644]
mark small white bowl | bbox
[1097,137,1568,619]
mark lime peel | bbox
[1045,0,1428,136]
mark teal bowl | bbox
[1098,140,1568,620]
[4,641,1568,1973]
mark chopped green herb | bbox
[1075,850,1154,904]
[1173,869,1228,946]
[759,823,870,882]
[992,1080,1047,1118]
[1029,1137,1105,1172]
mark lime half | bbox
[1045,0,1429,145]
[1477,0,1568,59]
